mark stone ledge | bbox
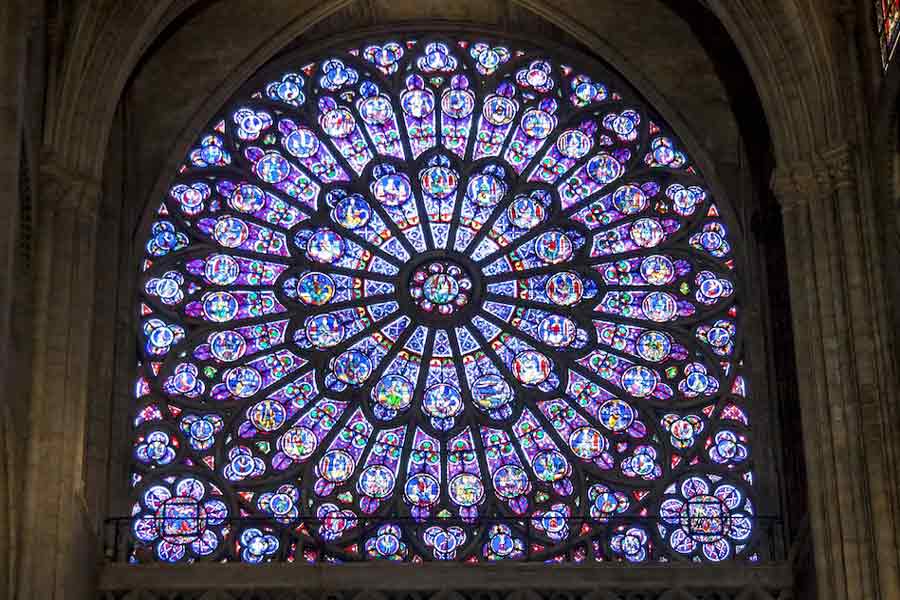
[99,562,793,593]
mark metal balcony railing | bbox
[103,513,787,564]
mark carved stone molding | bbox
[97,586,792,600]
[770,161,818,212]
[97,564,794,600]
[770,144,858,211]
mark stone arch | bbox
[119,19,772,572]
[45,1,842,186]
[81,0,781,532]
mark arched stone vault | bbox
[11,1,900,599]
[43,0,846,179]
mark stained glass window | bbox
[132,35,756,564]
[878,0,900,68]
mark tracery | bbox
[132,34,756,564]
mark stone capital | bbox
[771,144,857,211]
[770,161,818,212]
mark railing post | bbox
[526,516,531,561]
[113,518,120,563]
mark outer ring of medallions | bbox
[397,249,484,328]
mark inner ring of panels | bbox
[132,34,756,565]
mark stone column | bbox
[772,146,900,600]
[17,157,103,600]
[822,145,900,600]
[0,1,27,598]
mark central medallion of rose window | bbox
[409,260,472,314]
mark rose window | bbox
[133,33,757,563]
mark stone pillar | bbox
[823,146,900,600]
[772,146,900,600]
[0,1,27,598]
[17,157,103,600]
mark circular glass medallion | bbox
[214,217,249,248]
[307,230,344,263]
[279,427,317,461]
[586,154,623,184]
[640,255,675,285]
[556,130,591,158]
[537,315,577,347]
[284,127,319,158]
[230,184,266,213]
[333,350,373,385]
[535,231,573,264]
[545,272,584,306]
[357,465,395,498]
[359,95,393,124]
[320,107,356,137]
[226,366,262,398]
[424,273,460,304]
[449,473,484,507]
[371,173,412,206]
[422,383,463,418]
[471,374,513,410]
[332,195,371,229]
[642,291,678,322]
[612,185,647,215]
[405,473,440,506]
[512,350,551,385]
[483,95,516,125]
[255,153,291,183]
[205,254,239,285]
[442,89,474,118]
[318,449,355,483]
[622,365,658,397]
[492,465,530,499]
[203,291,239,322]
[297,273,335,306]
[306,314,344,348]
[636,331,671,362]
[521,109,554,139]
[372,374,415,411]
[631,218,665,248]
[248,400,286,432]
[533,450,569,482]
[467,174,505,207]
[408,260,472,316]
[568,426,605,459]
[421,166,458,198]
[210,330,247,362]
[508,194,545,229]
[599,399,635,432]
[401,89,434,118]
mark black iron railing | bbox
[103,513,786,564]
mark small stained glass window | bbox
[132,34,756,564]
[878,0,900,68]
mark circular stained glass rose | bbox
[137,32,751,564]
